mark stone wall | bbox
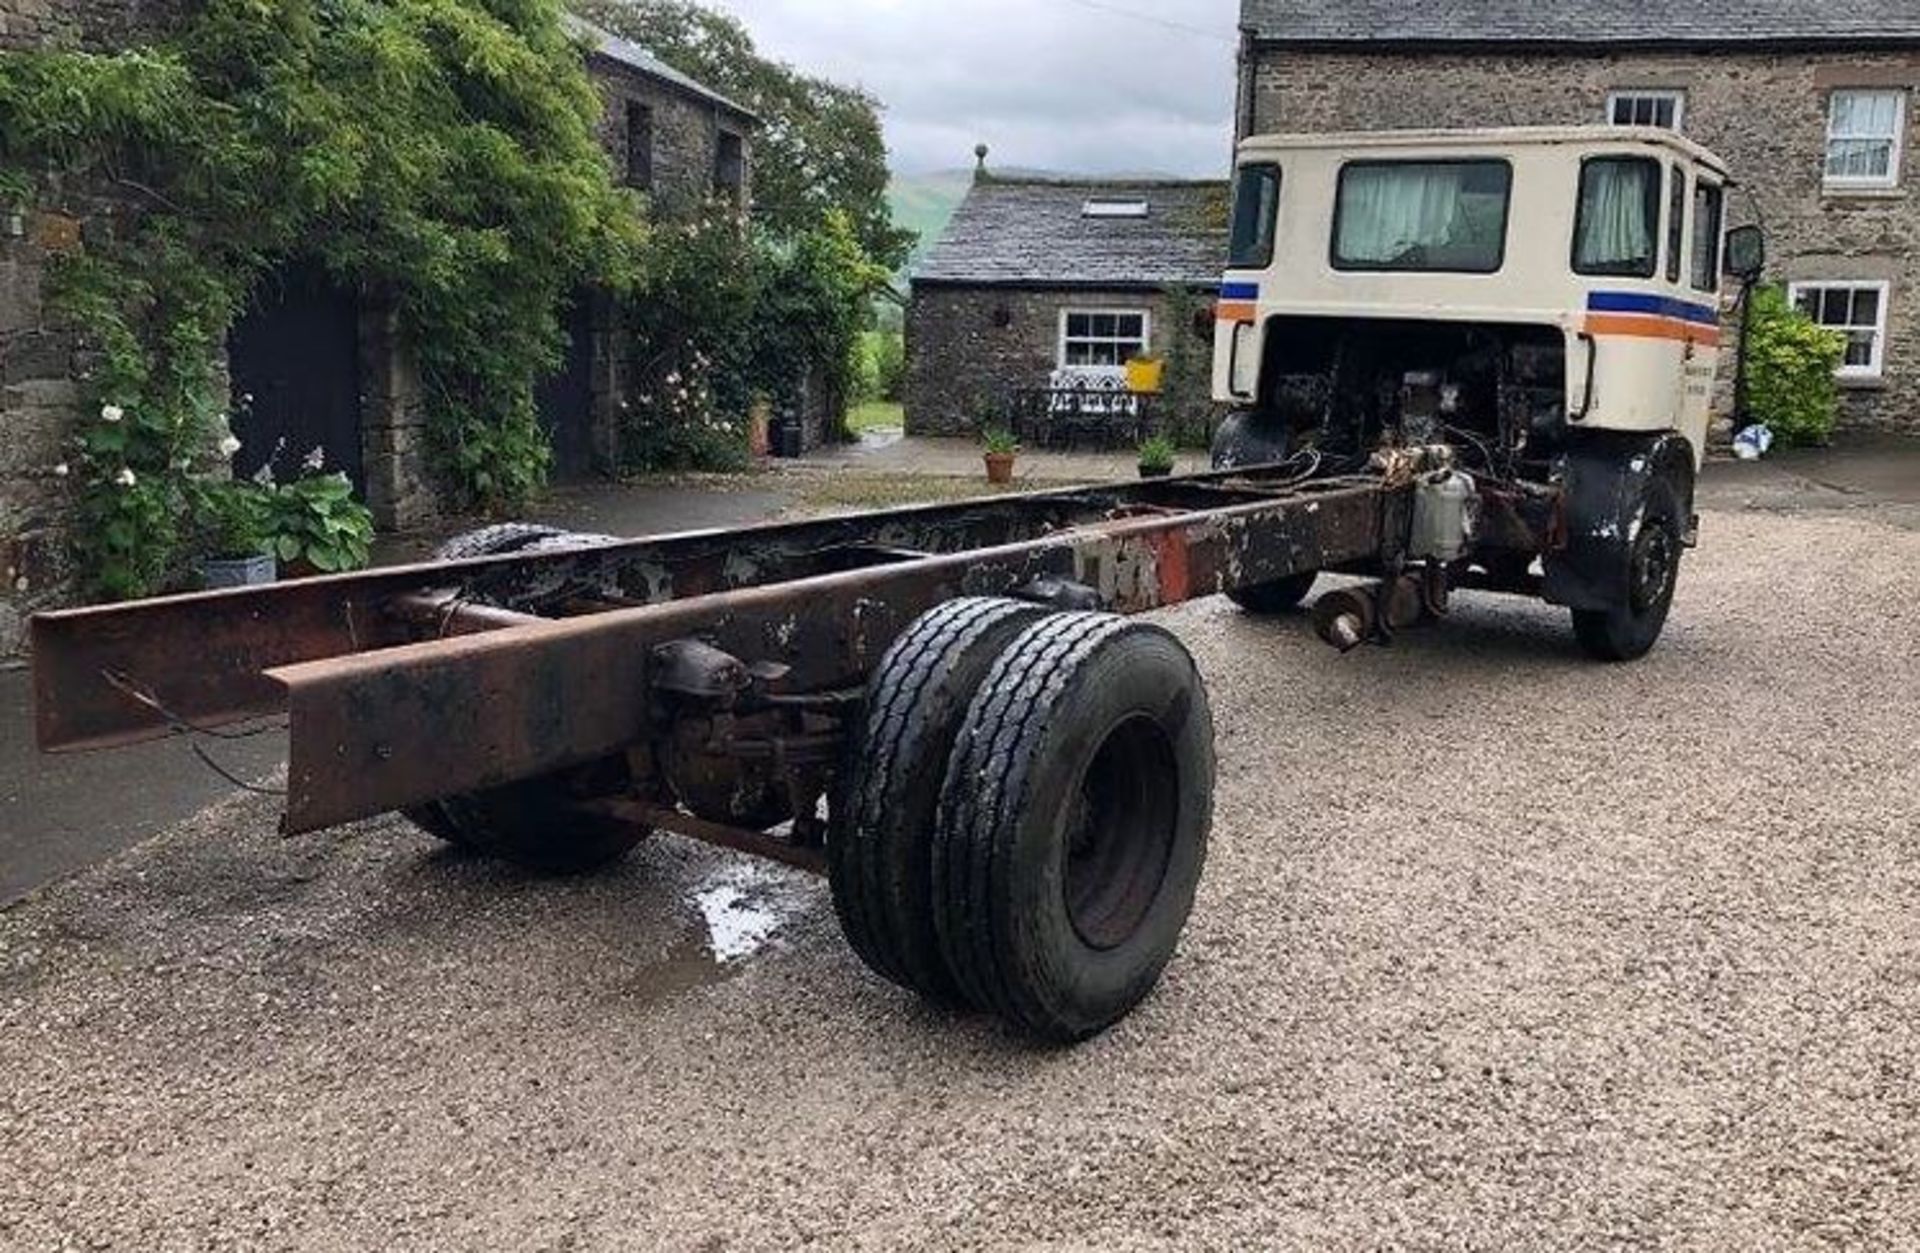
[1,0,207,653]
[1245,46,1920,433]
[0,222,74,653]
[590,56,753,216]
[0,0,191,51]
[905,284,1216,438]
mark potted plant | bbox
[1137,435,1177,479]
[982,426,1019,484]
[264,470,375,577]
[190,480,277,587]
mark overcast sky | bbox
[707,0,1242,177]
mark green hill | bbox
[888,169,974,272]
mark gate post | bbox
[358,299,437,530]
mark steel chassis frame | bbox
[34,464,1400,843]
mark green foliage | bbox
[620,204,756,471]
[1746,285,1847,448]
[434,397,554,515]
[1137,435,1176,471]
[981,426,1019,456]
[190,479,273,559]
[621,206,885,468]
[856,329,905,403]
[0,0,642,596]
[1156,284,1217,449]
[750,210,888,413]
[573,0,914,269]
[263,471,375,573]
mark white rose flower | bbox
[114,468,136,487]
[52,462,70,478]
[303,445,326,472]
[218,435,242,456]
[100,404,124,423]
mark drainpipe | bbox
[1731,274,1757,435]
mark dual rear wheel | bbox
[831,599,1215,1042]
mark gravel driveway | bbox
[3,505,1917,1250]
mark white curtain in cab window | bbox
[1577,160,1658,273]
[1336,165,1501,266]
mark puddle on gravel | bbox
[690,861,807,964]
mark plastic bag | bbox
[1732,423,1775,461]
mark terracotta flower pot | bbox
[984,451,1016,484]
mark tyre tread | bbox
[830,597,1044,999]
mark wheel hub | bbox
[1063,715,1179,951]
[1630,516,1678,613]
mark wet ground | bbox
[2,443,1919,1248]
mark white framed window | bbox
[1825,89,1907,188]
[1788,281,1891,379]
[1608,90,1685,131]
[1058,309,1150,373]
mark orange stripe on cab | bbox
[1584,314,1721,347]
[1215,300,1257,322]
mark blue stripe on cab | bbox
[1220,282,1260,301]
[1587,291,1719,326]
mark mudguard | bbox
[1210,408,1292,470]
[1543,432,1696,611]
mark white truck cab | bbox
[1208,127,1763,660]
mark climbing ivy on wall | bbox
[0,0,645,597]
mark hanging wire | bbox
[99,669,289,796]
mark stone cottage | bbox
[1236,0,1920,433]
[549,16,756,481]
[905,159,1229,439]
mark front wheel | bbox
[934,613,1215,1042]
[1226,572,1318,614]
[1571,474,1684,662]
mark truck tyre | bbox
[1214,414,1317,611]
[830,597,1048,1002]
[1570,472,1685,662]
[934,613,1214,1042]
[403,524,647,873]
[1226,572,1318,614]
[433,522,574,561]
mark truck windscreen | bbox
[1332,160,1512,274]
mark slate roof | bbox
[1241,0,1920,47]
[563,14,757,120]
[913,178,1229,289]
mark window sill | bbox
[1836,374,1887,390]
[1821,184,1906,200]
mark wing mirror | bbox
[1724,224,1765,282]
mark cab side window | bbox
[1229,164,1281,269]
[1665,166,1687,284]
[1573,156,1661,278]
[1691,182,1724,292]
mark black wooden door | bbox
[228,265,364,493]
[538,294,598,483]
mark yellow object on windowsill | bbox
[1124,356,1164,394]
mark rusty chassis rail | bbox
[34,463,1392,835]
